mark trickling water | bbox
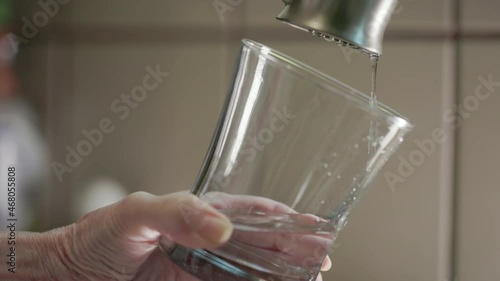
[322,42,380,155]
[368,53,380,156]
[369,53,379,108]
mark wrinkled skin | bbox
[54,191,331,281]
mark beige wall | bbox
[15,0,500,280]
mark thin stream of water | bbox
[369,54,379,107]
[368,53,380,156]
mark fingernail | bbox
[199,216,233,244]
[321,257,332,271]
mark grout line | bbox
[437,0,460,279]
[439,38,458,281]
[45,30,78,229]
[450,0,462,279]
[18,26,500,45]
[45,33,55,229]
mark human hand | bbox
[201,192,333,281]
[47,191,331,281]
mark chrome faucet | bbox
[276,0,398,55]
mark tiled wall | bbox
[15,1,500,280]
[456,1,500,280]
[456,41,500,281]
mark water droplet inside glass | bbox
[339,215,348,227]
[399,137,404,143]
[327,172,332,177]
[337,175,342,179]
[372,141,378,147]
[321,200,325,204]
[354,143,359,149]
[323,163,329,169]
[332,152,337,158]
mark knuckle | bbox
[175,193,200,207]
[118,191,153,212]
[127,191,153,203]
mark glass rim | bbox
[241,38,414,130]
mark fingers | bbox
[198,192,335,271]
[115,191,234,250]
[232,230,332,260]
[200,192,297,214]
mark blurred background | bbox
[1,0,499,280]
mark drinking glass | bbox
[167,39,413,281]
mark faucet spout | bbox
[276,0,398,55]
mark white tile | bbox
[49,0,231,27]
[259,40,452,281]
[456,40,500,281]
[462,0,500,31]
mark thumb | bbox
[116,191,234,249]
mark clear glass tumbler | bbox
[168,39,413,281]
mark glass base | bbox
[168,245,314,281]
